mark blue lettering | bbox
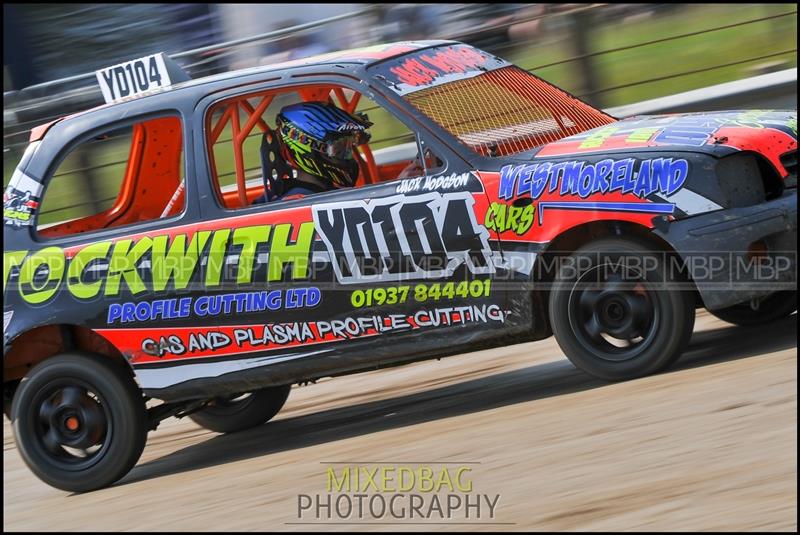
[218,294,234,314]
[250,291,268,312]
[120,303,135,323]
[179,297,191,317]
[531,163,551,198]
[666,159,689,195]
[286,289,300,309]
[498,165,520,200]
[306,287,321,307]
[548,163,567,193]
[610,160,628,191]
[592,159,613,194]
[652,158,671,193]
[620,158,636,194]
[201,296,221,316]
[633,161,652,197]
[525,157,688,200]
[151,300,165,319]
[577,166,595,197]
[516,164,536,197]
[135,302,150,322]
[194,296,206,316]
[267,290,282,310]
[107,303,123,324]
[654,126,713,146]
[232,293,246,313]
[108,298,193,324]
[561,162,583,195]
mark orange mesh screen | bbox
[405,66,615,157]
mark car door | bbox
[187,81,509,372]
[309,138,502,335]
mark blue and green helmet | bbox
[276,101,373,188]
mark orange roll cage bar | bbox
[206,85,379,208]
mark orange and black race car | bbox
[3,41,797,492]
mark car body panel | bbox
[3,41,797,402]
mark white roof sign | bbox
[95,53,175,104]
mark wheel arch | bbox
[4,323,134,386]
[528,219,700,339]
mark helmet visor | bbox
[324,135,359,160]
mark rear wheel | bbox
[548,238,695,381]
[708,291,797,326]
[11,352,148,492]
[189,385,291,434]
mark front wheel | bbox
[708,291,797,326]
[548,238,695,381]
[189,385,291,433]
[11,352,148,493]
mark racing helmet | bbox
[276,101,372,188]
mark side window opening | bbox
[357,100,445,182]
[36,115,185,237]
[206,84,445,210]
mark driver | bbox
[253,101,372,203]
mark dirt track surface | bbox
[3,311,797,531]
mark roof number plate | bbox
[96,53,173,104]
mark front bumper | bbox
[655,189,797,311]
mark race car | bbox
[3,41,797,492]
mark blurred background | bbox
[3,3,797,210]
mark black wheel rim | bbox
[567,263,660,362]
[27,379,112,471]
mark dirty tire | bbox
[189,385,291,434]
[708,291,797,326]
[11,352,148,493]
[549,238,695,381]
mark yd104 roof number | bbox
[95,53,172,104]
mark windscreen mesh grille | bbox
[405,66,616,156]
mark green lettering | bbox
[518,204,535,234]
[67,241,112,299]
[626,127,659,143]
[232,225,271,284]
[105,238,152,296]
[268,222,314,281]
[484,204,497,232]
[507,205,522,232]
[3,250,28,293]
[151,231,211,292]
[579,126,618,149]
[204,229,231,287]
[494,203,506,232]
[326,467,350,492]
[19,247,65,304]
